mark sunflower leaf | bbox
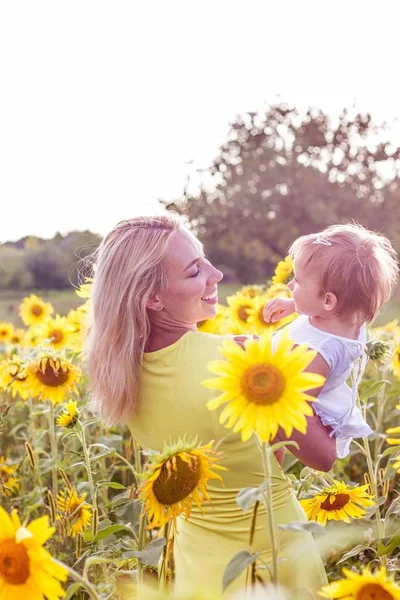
[337,543,369,564]
[126,537,166,567]
[269,440,299,453]
[359,380,391,403]
[222,550,261,592]
[277,521,326,534]
[64,583,83,600]
[236,486,266,512]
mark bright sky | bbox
[1,1,400,243]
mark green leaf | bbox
[337,543,369,564]
[380,445,400,458]
[125,538,166,567]
[269,440,299,453]
[377,535,400,557]
[92,524,131,543]
[277,520,326,534]
[236,486,265,512]
[359,380,391,403]
[222,550,261,592]
[64,583,82,600]
[97,481,127,490]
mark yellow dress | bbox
[127,331,329,599]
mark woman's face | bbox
[159,228,223,325]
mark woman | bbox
[86,214,335,598]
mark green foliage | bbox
[165,104,400,282]
[0,230,101,291]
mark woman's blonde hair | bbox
[84,213,182,426]
[289,222,399,324]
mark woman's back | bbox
[127,331,328,597]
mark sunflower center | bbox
[238,306,251,323]
[49,329,64,344]
[30,305,43,316]
[240,364,286,405]
[0,330,8,337]
[152,454,201,505]
[356,583,393,600]
[36,364,69,387]
[0,539,30,584]
[320,493,350,511]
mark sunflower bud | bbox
[365,339,390,364]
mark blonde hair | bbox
[289,223,399,324]
[85,214,182,426]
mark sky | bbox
[1,1,400,243]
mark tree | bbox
[164,104,400,282]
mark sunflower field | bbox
[0,257,400,600]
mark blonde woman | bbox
[86,214,334,598]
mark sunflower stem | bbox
[363,434,387,568]
[134,439,146,586]
[245,499,260,593]
[78,420,108,579]
[260,440,278,585]
[53,558,102,600]
[159,521,171,592]
[48,402,58,496]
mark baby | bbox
[264,223,399,458]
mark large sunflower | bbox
[0,506,68,600]
[245,295,297,335]
[139,438,226,530]
[226,292,257,333]
[24,354,81,404]
[300,479,374,526]
[57,488,92,538]
[0,457,20,496]
[19,294,54,327]
[271,256,294,286]
[36,315,75,350]
[202,328,325,442]
[319,565,400,599]
[0,323,13,344]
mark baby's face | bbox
[287,259,324,317]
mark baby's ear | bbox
[323,292,337,313]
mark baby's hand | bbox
[263,298,296,323]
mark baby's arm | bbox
[263,297,296,323]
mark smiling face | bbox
[158,228,223,325]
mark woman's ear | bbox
[146,295,163,312]
[323,292,337,313]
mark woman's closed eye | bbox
[190,268,201,278]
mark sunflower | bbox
[264,282,293,301]
[19,294,54,327]
[8,328,26,347]
[24,327,41,348]
[35,315,75,350]
[0,506,68,600]
[300,479,374,526]
[386,426,400,474]
[24,354,81,404]
[319,565,400,599]
[139,438,226,530]
[76,277,93,299]
[0,323,13,344]
[197,304,228,334]
[0,354,30,401]
[226,292,257,333]
[0,457,20,496]
[239,284,266,298]
[57,487,92,538]
[390,342,400,379]
[271,256,294,286]
[245,295,297,335]
[202,328,325,443]
[57,400,79,429]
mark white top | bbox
[273,315,373,458]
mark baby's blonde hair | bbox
[289,223,399,324]
[84,213,182,426]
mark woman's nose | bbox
[209,266,223,285]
